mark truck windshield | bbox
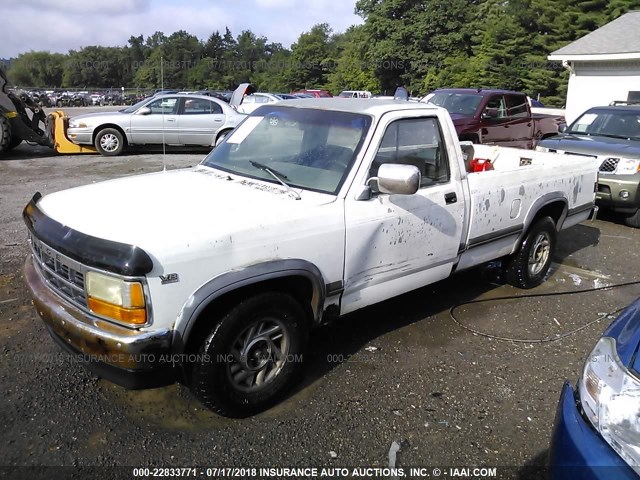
[201,106,372,195]
[567,110,640,140]
[426,93,483,116]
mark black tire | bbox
[0,116,12,153]
[624,209,640,228]
[8,135,22,150]
[189,291,308,417]
[94,127,125,156]
[504,216,556,289]
[215,130,230,146]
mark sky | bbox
[0,0,363,58]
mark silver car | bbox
[67,94,245,156]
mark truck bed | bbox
[456,144,598,270]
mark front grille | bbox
[29,234,87,309]
[599,158,620,173]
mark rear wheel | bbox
[215,130,230,146]
[94,127,125,156]
[0,116,12,152]
[624,209,640,228]
[189,292,308,417]
[504,216,556,289]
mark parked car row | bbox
[63,84,344,155]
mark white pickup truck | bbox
[23,99,598,417]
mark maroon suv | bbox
[424,88,563,149]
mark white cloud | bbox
[254,0,297,9]
[0,0,362,58]
[1,0,151,15]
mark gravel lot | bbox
[1,110,639,478]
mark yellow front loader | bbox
[1,66,96,155]
[49,111,97,154]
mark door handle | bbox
[445,192,457,204]
[167,118,176,122]
[213,119,223,122]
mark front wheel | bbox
[189,292,308,417]
[94,128,125,156]
[0,116,12,153]
[504,216,556,289]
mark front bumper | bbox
[548,382,637,480]
[24,255,175,389]
[65,127,94,146]
[596,173,640,214]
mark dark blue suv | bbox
[550,298,640,479]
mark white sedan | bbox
[235,93,296,114]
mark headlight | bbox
[613,158,640,175]
[85,271,146,325]
[579,337,640,473]
[535,146,549,153]
[68,120,88,128]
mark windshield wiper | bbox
[572,132,637,140]
[249,161,301,200]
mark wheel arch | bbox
[172,259,326,356]
[92,123,128,145]
[510,193,567,255]
[213,128,234,146]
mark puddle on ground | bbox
[546,262,612,289]
[99,370,323,430]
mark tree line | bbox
[3,0,640,106]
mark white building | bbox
[548,11,640,124]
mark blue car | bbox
[550,298,640,479]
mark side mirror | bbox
[482,108,499,119]
[370,163,420,195]
[136,106,151,115]
[558,123,567,133]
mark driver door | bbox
[342,113,465,314]
[130,96,180,144]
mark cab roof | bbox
[271,98,441,116]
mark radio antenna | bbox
[160,56,167,172]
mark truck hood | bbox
[36,166,336,261]
[539,134,640,158]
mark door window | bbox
[506,95,528,118]
[483,95,507,119]
[146,97,179,114]
[183,98,222,115]
[370,117,450,187]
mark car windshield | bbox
[201,106,372,195]
[426,93,483,116]
[567,110,640,140]
[120,97,150,113]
